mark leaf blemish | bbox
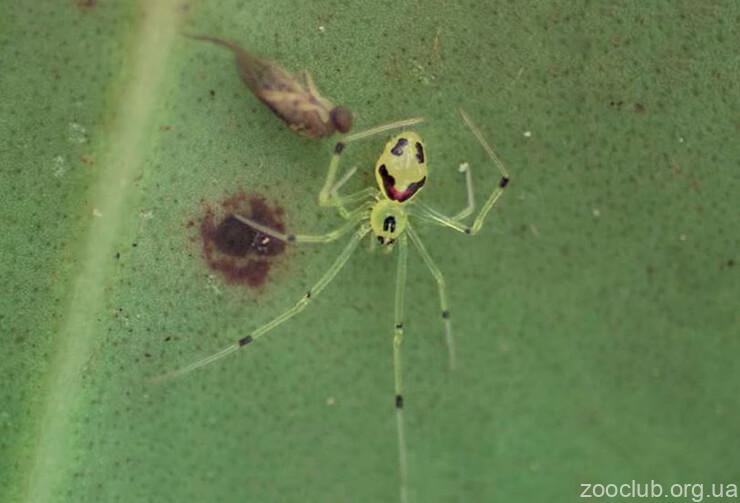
[197,191,287,288]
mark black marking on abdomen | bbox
[238,335,253,347]
[415,142,425,163]
[390,138,408,156]
[395,394,404,409]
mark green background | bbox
[1,1,738,502]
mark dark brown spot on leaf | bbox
[198,192,286,288]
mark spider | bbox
[156,110,510,503]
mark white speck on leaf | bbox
[68,122,88,144]
[52,156,66,177]
[206,275,222,296]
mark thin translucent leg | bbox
[330,165,358,194]
[451,162,475,221]
[233,204,370,244]
[410,110,510,235]
[327,165,378,219]
[393,234,409,503]
[151,224,371,383]
[331,188,377,219]
[410,201,470,234]
[406,224,455,370]
[319,117,425,206]
[458,108,510,234]
[342,117,425,143]
[367,230,378,253]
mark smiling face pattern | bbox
[374,132,428,203]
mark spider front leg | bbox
[323,164,378,220]
[413,109,510,235]
[233,202,371,244]
[151,224,371,382]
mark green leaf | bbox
[2,1,739,502]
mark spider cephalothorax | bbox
[370,199,408,245]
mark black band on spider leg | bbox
[334,142,345,154]
[395,394,404,409]
[499,176,510,188]
[442,310,450,319]
[238,335,253,347]
[286,234,296,243]
[395,323,403,330]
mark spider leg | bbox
[151,224,371,383]
[233,203,371,244]
[411,110,510,235]
[407,223,455,370]
[392,234,409,503]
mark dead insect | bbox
[186,34,353,138]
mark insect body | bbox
[155,110,510,503]
[186,34,352,137]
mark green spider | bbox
[157,110,510,503]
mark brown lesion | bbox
[197,192,287,288]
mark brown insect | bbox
[186,34,353,138]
